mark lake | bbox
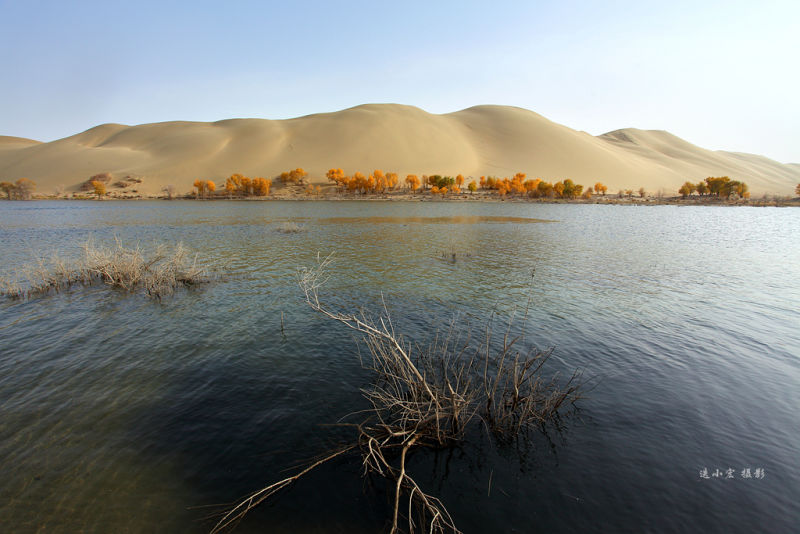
[1,200,798,533]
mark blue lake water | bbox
[0,200,798,533]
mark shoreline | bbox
[7,193,799,207]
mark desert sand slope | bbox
[0,136,41,147]
[599,129,800,194]
[0,104,797,196]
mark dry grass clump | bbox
[275,221,306,234]
[213,254,583,534]
[0,238,212,300]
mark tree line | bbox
[679,176,750,198]
[0,178,36,200]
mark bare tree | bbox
[15,178,36,200]
[162,184,177,200]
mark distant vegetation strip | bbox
[3,168,799,202]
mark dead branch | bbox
[216,253,583,533]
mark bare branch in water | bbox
[217,253,584,533]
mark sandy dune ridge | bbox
[0,104,797,196]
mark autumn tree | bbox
[372,170,387,193]
[326,168,346,189]
[468,180,477,194]
[226,174,244,196]
[349,172,367,193]
[385,172,398,190]
[638,187,646,198]
[91,180,106,197]
[405,174,420,191]
[524,178,541,194]
[506,174,526,195]
[455,174,464,189]
[194,179,206,198]
[721,180,748,199]
[594,182,608,196]
[537,181,554,198]
[280,168,308,184]
[696,181,709,196]
[252,177,271,196]
[704,176,730,197]
[561,179,582,199]
[194,179,215,198]
[795,183,800,197]
[678,181,695,198]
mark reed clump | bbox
[213,254,583,534]
[0,238,212,300]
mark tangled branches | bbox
[214,254,584,533]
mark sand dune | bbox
[0,104,797,196]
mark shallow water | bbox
[0,200,798,533]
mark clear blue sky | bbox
[1,0,798,162]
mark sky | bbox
[1,0,798,162]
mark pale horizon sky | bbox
[1,0,798,162]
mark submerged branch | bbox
[217,253,584,533]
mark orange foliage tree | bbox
[194,179,207,198]
[280,168,308,184]
[327,168,347,190]
[405,174,420,191]
[91,180,106,197]
[252,177,271,196]
[224,174,269,197]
